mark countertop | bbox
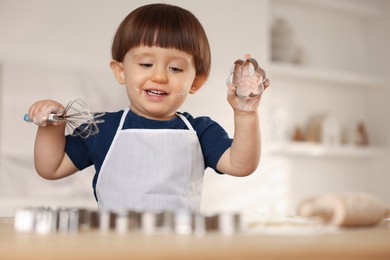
[1,218,390,259]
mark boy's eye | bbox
[139,63,153,68]
[169,67,183,73]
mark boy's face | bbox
[111,46,205,120]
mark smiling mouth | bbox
[146,89,167,96]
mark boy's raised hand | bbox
[227,54,270,112]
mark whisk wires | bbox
[55,99,105,139]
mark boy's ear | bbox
[189,74,207,94]
[110,60,126,85]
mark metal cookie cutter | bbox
[226,57,265,99]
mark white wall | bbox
[0,0,389,217]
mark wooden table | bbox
[1,218,390,260]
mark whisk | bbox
[24,99,105,138]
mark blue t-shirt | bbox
[65,109,233,196]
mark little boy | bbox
[27,3,269,211]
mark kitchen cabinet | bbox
[244,0,390,214]
[264,0,389,159]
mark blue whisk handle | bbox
[24,114,32,122]
[23,114,59,123]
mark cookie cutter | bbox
[226,57,265,99]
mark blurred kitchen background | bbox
[0,0,389,216]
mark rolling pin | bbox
[298,192,390,227]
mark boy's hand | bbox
[28,100,65,126]
[227,54,270,112]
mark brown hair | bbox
[111,3,211,77]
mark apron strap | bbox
[117,107,130,132]
[176,113,195,131]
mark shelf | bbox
[268,62,387,89]
[267,142,386,159]
[273,0,384,18]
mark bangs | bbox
[122,4,200,56]
[138,10,198,54]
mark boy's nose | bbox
[150,67,168,83]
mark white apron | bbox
[96,108,205,212]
